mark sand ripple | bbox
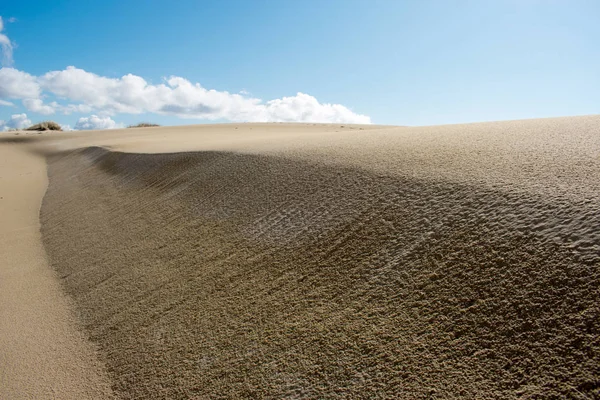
[40,142,599,398]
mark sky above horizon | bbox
[0,0,599,130]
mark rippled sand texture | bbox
[38,117,599,398]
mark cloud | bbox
[0,68,40,99]
[20,98,94,116]
[0,99,13,106]
[262,92,370,123]
[74,115,123,130]
[37,66,371,123]
[0,17,14,66]
[22,98,56,115]
[0,113,31,131]
[59,103,93,115]
[0,65,370,123]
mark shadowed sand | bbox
[2,117,599,398]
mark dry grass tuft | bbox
[25,121,63,131]
[127,122,161,128]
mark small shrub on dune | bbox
[25,121,63,131]
[127,122,161,128]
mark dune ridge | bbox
[38,117,600,399]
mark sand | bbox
[0,140,114,399]
[1,116,599,398]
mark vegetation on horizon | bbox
[25,121,63,131]
[127,122,161,128]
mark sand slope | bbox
[0,140,114,399]
[3,116,599,398]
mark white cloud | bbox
[22,98,56,115]
[0,17,14,67]
[0,113,31,131]
[0,68,40,99]
[37,66,371,123]
[262,92,370,123]
[0,65,370,123]
[74,115,123,130]
[20,98,95,116]
[0,99,13,106]
[59,103,93,115]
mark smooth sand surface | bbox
[0,142,114,399]
[2,116,599,398]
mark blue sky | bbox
[0,0,599,130]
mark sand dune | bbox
[2,116,599,398]
[0,141,113,399]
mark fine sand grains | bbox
[39,118,600,399]
[0,140,114,399]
